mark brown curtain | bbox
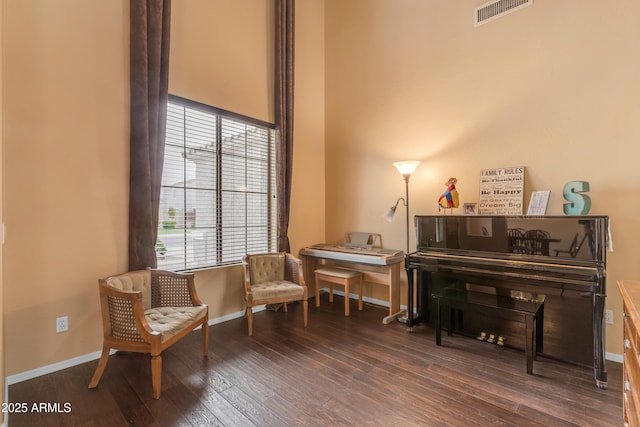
[128,0,172,271]
[275,0,295,253]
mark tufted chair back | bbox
[242,252,308,336]
[247,253,285,285]
[105,270,152,310]
[90,269,209,399]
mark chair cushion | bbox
[107,270,152,310]
[315,267,363,279]
[249,254,285,284]
[145,306,208,343]
[251,280,304,301]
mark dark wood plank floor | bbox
[8,294,623,426]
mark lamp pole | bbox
[403,175,410,254]
[389,160,420,325]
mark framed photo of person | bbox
[463,203,477,215]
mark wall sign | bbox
[479,166,525,215]
[527,190,551,215]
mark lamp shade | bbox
[393,160,420,178]
[382,205,397,222]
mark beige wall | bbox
[0,0,4,419]
[171,0,325,260]
[288,0,325,255]
[3,0,130,376]
[2,0,325,376]
[3,0,634,380]
[169,0,325,317]
[325,0,640,355]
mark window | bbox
[157,95,277,271]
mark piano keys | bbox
[300,243,404,266]
[406,215,609,388]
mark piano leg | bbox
[406,265,415,328]
[525,313,534,375]
[435,296,442,346]
[594,291,608,389]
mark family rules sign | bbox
[479,166,525,215]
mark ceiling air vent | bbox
[474,0,532,27]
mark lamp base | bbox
[382,309,407,325]
[396,313,408,324]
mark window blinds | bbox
[157,97,277,271]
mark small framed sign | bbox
[527,190,551,215]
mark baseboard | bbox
[2,380,7,427]
[7,350,112,386]
[6,309,252,386]
[324,288,624,362]
[5,301,623,387]
[319,287,405,311]
[606,352,623,364]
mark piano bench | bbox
[433,290,545,375]
[315,267,363,316]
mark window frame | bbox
[157,94,278,272]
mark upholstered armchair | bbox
[88,269,208,399]
[243,252,308,336]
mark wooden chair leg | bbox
[247,305,253,336]
[202,319,209,356]
[151,354,162,399]
[283,302,288,312]
[344,282,350,316]
[88,345,110,389]
[303,299,308,327]
[329,285,334,303]
[358,277,363,311]
[315,275,321,307]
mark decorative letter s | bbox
[563,181,591,215]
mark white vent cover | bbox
[474,0,532,27]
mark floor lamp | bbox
[382,160,420,323]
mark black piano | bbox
[406,215,609,388]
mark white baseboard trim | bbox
[6,309,253,386]
[4,298,624,388]
[7,350,114,386]
[324,289,625,363]
[2,381,7,427]
[606,352,623,364]
[318,287,404,311]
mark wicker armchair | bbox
[243,252,308,336]
[88,269,208,399]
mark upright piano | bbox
[406,215,609,388]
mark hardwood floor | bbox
[9,294,623,426]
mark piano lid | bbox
[414,215,608,265]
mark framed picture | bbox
[478,166,525,214]
[463,203,477,215]
[527,190,551,215]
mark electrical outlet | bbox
[605,309,613,325]
[56,316,69,333]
